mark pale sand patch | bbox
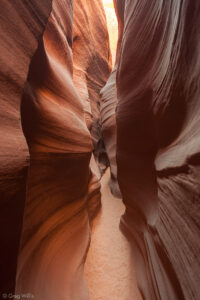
[85,169,142,300]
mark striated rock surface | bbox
[0,0,52,294]
[113,0,200,299]
[100,0,124,198]
[0,0,111,298]
[16,0,111,299]
[73,0,112,174]
[73,0,112,218]
[100,69,119,197]
[16,1,93,299]
[1,0,200,298]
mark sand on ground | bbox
[85,169,142,300]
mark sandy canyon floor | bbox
[85,169,142,300]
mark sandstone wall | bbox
[1,0,199,298]
[16,1,92,298]
[113,0,200,299]
[0,0,52,293]
[73,0,112,218]
[100,0,125,198]
[0,0,111,298]
[73,0,111,172]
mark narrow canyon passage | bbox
[85,169,142,300]
[0,0,200,299]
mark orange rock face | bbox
[1,0,200,299]
[100,0,124,198]
[0,0,52,294]
[73,0,112,218]
[0,0,111,298]
[16,1,92,298]
[112,0,200,299]
[103,0,118,64]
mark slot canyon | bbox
[0,0,200,299]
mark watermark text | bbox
[2,293,34,299]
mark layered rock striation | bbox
[73,0,112,218]
[100,0,125,198]
[0,0,111,298]
[0,0,52,294]
[1,0,200,299]
[110,0,200,299]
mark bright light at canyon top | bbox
[102,0,114,8]
[102,0,118,65]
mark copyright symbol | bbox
[2,294,7,299]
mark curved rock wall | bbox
[0,0,111,298]
[1,0,199,298]
[100,69,119,196]
[16,1,93,298]
[73,0,112,174]
[16,0,111,298]
[113,0,200,299]
[0,0,52,294]
[73,0,112,218]
[100,0,124,198]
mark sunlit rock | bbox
[73,0,112,218]
[1,0,200,299]
[0,0,110,299]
